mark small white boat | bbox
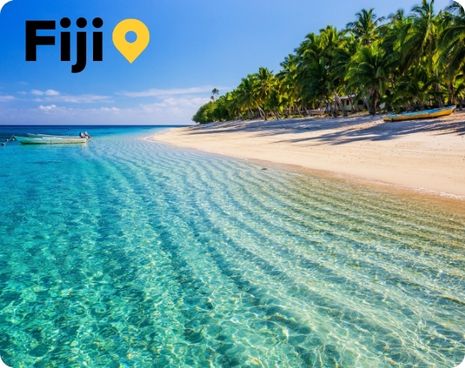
[14,134,89,145]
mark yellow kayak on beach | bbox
[384,106,456,122]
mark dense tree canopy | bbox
[193,1,465,123]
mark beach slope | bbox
[154,114,465,199]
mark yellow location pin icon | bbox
[113,19,150,63]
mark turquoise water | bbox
[0,126,464,367]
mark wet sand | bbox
[154,113,465,201]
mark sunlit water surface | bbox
[0,126,464,367]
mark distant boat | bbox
[384,105,456,122]
[14,134,89,145]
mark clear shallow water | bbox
[0,126,464,367]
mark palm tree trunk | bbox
[369,90,379,115]
[447,82,456,106]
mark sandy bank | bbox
[153,113,465,200]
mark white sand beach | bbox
[154,113,465,200]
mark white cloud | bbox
[31,89,60,97]
[53,94,110,104]
[37,104,122,115]
[34,94,110,104]
[28,89,110,104]
[141,96,209,111]
[27,95,208,124]
[135,95,210,123]
[38,104,58,112]
[0,95,15,102]
[99,106,121,112]
[2,85,216,124]
[119,86,223,98]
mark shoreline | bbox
[151,113,465,205]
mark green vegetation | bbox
[193,1,465,123]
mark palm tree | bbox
[235,75,259,119]
[296,28,336,112]
[411,0,437,54]
[296,27,353,115]
[412,0,443,105]
[278,54,301,116]
[193,1,461,123]
[254,67,277,120]
[211,88,220,101]
[346,43,390,114]
[347,9,383,45]
[400,1,438,72]
[440,3,465,63]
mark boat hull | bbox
[15,135,89,145]
[384,106,456,122]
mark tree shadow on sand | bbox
[186,113,465,146]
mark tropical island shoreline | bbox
[162,1,465,206]
[152,112,465,203]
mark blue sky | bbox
[0,0,452,125]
